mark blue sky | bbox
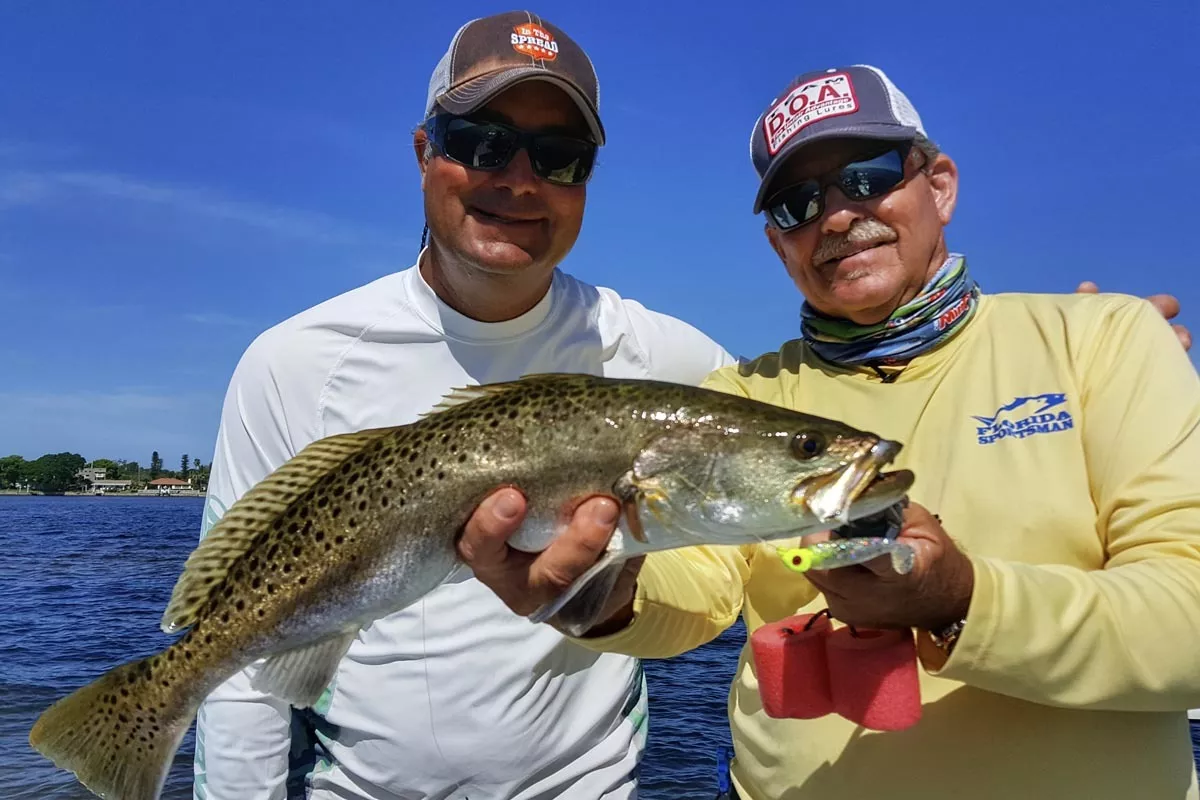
[2,1,1197,464]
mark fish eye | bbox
[790,431,827,460]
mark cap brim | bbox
[435,68,605,146]
[752,123,918,214]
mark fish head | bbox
[624,404,914,547]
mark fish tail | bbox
[890,542,915,575]
[29,648,199,800]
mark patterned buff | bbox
[799,253,980,367]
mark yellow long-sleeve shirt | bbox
[579,292,1200,799]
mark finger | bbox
[534,496,621,595]
[457,486,528,566]
[799,529,833,547]
[1075,281,1099,294]
[1147,293,1181,321]
[1174,324,1192,352]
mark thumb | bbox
[1075,280,1100,294]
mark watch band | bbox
[929,618,966,653]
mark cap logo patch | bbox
[763,73,859,156]
[511,24,558,61]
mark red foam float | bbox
[825,625,922,731]
[749,612,834,719]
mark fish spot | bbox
[458,454,467,463]
[430,458,438,468]
[299,576,308,586]
[408,451,418,462]
[437,472,445,480]
[315,531,325,542]
[292,545,302,557]
[289,523,299,534]
[381,497,389,508]
[283,564,292,574]
[332,508,342,519]
[221,613,229,623]
[348,519,357,528]
[335,535,345,545]
[318,496,329,508]
[252,577,261,589]
[236,599,246,611]
[257,608,265,617]
[267,583,276,594]
[416,468,424,478]
[358,500,367,512]
[386,479,394,489]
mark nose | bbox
[492,147,539,196]
[869,439,902,465]
[819,186,865,234]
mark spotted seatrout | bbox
[29,373,914,799]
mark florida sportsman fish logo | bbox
[972,393,1074,445]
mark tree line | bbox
[0,451,211,494]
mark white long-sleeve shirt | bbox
[192,254,735,800]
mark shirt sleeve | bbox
[619,298,739,385]
[193,332,313,799]
[928,297,1200,712]
[572,368,759,658]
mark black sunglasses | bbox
[423,113,597,186]
[764,144,917,231]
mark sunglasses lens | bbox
[767,181,822,230]
[766,147,910,229]
[839,149,907,199]
[442,119,519,170]
[530,135,595,185]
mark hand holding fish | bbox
[459,488,640,636]
[800,502,974,632]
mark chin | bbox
[465,239,547,274]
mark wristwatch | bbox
[929,618,966,654]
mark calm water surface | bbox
[0,495,743,799]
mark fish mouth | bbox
[793,439,914,525]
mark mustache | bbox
[812,219,898,266]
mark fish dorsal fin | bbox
[159,426,397,634]
[419,380,528,417]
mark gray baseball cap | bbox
[749,65,927,213]
[424,10,605,145]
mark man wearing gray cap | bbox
[192,10,734,799]
[461,63,1200,799]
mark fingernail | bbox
[592,499,619,526]
[495,492,522,521]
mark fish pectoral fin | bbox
[527,551,623,634]
[546,560,630,638]
[250,630,357,708]
[160,426,397,634]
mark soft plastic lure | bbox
[778,536,915,575]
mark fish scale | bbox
[28,372,914,800]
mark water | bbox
[0,495,744,799]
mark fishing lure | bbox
[778,537,915,575]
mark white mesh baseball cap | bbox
[749,65,927,213]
